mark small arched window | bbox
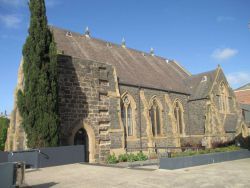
[220,83,229,113]
[174,100,184,135]
[121,96,133,136]
[149,99,161,136]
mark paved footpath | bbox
[24,158,250,188]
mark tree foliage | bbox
[17,0,59,148]
[0,117,9,151]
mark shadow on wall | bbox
[57,55,89,146]
[236,134,250,149]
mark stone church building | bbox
[5,26,248,163]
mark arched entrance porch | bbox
[74,128,89,162]
[69,123,96,163]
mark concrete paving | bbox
[24,159,250,188]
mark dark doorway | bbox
[74,128,89,162]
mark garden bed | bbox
[159,149,250,170]
[171,145,240,158]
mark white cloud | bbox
[217,16,235,22]
[0,14,22,28]
[211,48,238,61]
[0,0,27,7]
[226,72,250,88]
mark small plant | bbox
[171,145,241,158]
[107,152,149,164]
[127,153,138,162]
[118,153,128,162]
[137,151,148,161]
[106,153,118,164]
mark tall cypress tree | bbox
[17,0,59,148]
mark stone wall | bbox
[57,55,122,162]
[187,100,207,135]
[119,85,191,149]
[5,58,27,151]
[6,55,248,163]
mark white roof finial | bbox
[122,37,126,48]
[85,26,90,37]
[150,47,154,56]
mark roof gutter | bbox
[188,96,209,102]
[119,82,190,96]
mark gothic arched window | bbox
[121,96,133,136]
[149,99,161,136]
[174,100,184,135]
[220,83,229,113]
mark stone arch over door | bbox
[69,122,96,163]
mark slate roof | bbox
[51,26,192,94]
[240,104,250,124]
[185,69,217,100]
[51,26,219,98]
[235,83,250,91]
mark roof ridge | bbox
[190,69,217,78]
[50,25,176,66]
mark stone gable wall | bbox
[57,55,122,162]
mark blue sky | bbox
[0,0,250,114]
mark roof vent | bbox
[106,42,112,48]
[85,26,90,38]
[201,76,207,82]
[165,59,169,63]
[150,47,154,56]
[121,37,126,48]
[66,31,72,37]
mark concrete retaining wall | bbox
[0,162,15,188]
[160,149,250,170]
[0,151,8,163]
[7,145,85,168]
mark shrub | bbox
[172,145,240,158]
[137,152,148,161]
[106,153,118,164]
[118,153,128,162]
[117,152,148,163]
[0,117,9,151]
[127,153,138,162]
[107,152,148,164]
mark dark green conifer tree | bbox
[17,0,59,148]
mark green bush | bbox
[137,152,148,161]
[0,117,10,151]
[110,152,148,164]
[118,153,128,162]
[107,153,118,164]
[172,145,241,158]
[127,153,138,162]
